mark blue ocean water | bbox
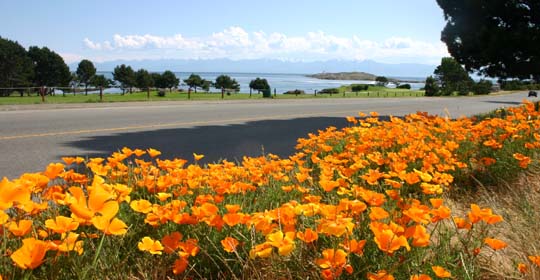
[99,72,425,94]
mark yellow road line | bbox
[0,109,366,141]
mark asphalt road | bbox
[1,93,538,179]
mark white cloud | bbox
[59,52,85,64]
[82,26,449,64]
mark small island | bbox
[306,71,378,81]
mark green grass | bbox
[0,88,425,105]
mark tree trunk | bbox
[85,85,88,96]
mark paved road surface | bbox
[1,93,538,179]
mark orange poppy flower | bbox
[67,185,118,221]
[316,249,352,277]
[432,266,451,278]
[484,238,507,250]
[249,243,273,259]
[517,263,528,274]
[297,228,318,243]
[91,216,128,235]
[11,238,48,269]
[362,169,384,185]
[367,270,395,280]
[266,230,295,256]
[138,236,164,255]
[162,231,183,254]
[56,232,84,255]
[340,239,366,255]
[45,216,79,234]
[172,257,189,275]
[529,255,540,266]
[372,227,410,254]
[405,225,430,247]
[319,179,340,192]
[193,153,205,161]
[221,237,240,253]
[43,162,64,179]
[223,213,244,227]
[453,217,471,230]
[147,148,161,158]
[8,220,33,237]
[177,239,200,258]
[513,153,531,168]
[0,177,31,210]
[369,207,390,221]
[130,199,153,213]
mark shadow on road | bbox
[63,116,350,164]
[483,100,526,106]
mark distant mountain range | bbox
[71,59,436,78]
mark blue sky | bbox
[0,0,449,65]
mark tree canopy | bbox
[76,59,96,95]
[434,57,472,95]
[249,78,270,93]
[90,74,111,88]
[437,0,540,80]
[0,37,34,88]
[215,75,240,92]
[161,71,179,92]
[184,74,203,92]
[28,46,71,87]
[135,69,154,90]
[113,64,136,94]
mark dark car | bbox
[529,90,538,97]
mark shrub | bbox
[424,76,440,96]
[318,88,340,94]
[351,84,369,92]
[397,84,411,89]
[157,89,166,97]
[283,89,305,95]
[500,80,527,90]
[472,79,493,95]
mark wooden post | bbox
[100,86,103,101]
[40,86,45,102]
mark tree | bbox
[90,74,111,88]
[184,73,203,92]
[0,37,34,90]
[472,79,493,95]
[90,74,111,100]
[375,76,388,86]
[76,59,96,95]
[151,73,164,89]
[113,64,136,94]
[437,0,540,80]
[249,77,270,93]
[215,75,240,92]
[424,76,440,96]
[136,69,154,98]
[434,57,472,95]
[201,80,212,92]
[161,71,179,92]
[28,46,71,88]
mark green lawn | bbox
[0,88,425,105]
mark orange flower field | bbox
[1,101,539,279]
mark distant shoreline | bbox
[307,72,423,84]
